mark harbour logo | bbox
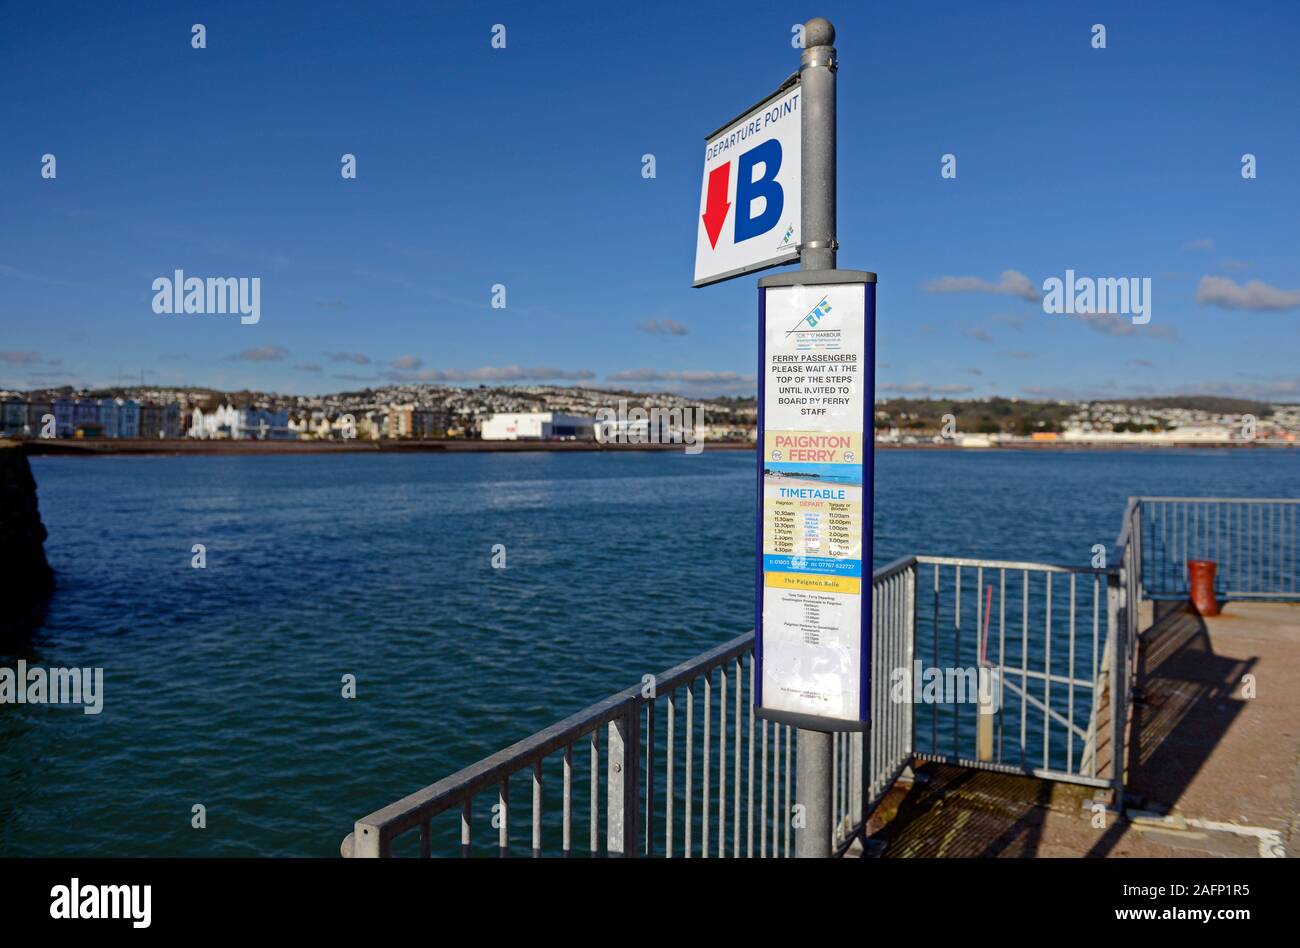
[786,295,832,335]
[152,269,261,325]
[594,399,704,455]
[50,878,151,928]
[889,661,1002,711]
[0,661,104,714]
[1042,269,1151,325]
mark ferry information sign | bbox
[755,271,876,731]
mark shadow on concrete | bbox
[867,601,1256,858]
[1084,599,1254,857]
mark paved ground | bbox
[857,600,1299,858]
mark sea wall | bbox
[0,441,55,623]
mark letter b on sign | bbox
[735,140,783,243]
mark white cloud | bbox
[1196,276,1300,312]
[236,346,288,362]
[879,382,975,395]
[1019,385,1081,399]
[607,369,753,384]
[1069,314,1179,340]
[639,318,689,336]
[603,368,757,396]
[923,269,1041,302]
[389,365,595,382]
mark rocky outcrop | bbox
[0,441,55,628]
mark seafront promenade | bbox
[13,437,1300,457]
[15,438,753,456]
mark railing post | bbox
[906,563,916,762]
[850,731,865,835]
[352,820,387,858]
[1133,501,1144,612]
[1106,573,1125,812]
[607,703,640,856]
[976,674,996,763]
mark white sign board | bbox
[757,277,874,728]
[693,84,801,287]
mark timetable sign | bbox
[755,271,876,730]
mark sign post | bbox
[755,267,874,858]
[694,17,871,857]
[789,15,839,861]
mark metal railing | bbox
[858,557,916,845]
[343,495,1292,857]
[344,550,1121,857]
[1137,498,1300,601]
[909,556,1120,789]
[345,633,750,858]
[344,557,919,858]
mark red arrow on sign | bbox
[701,162,731,249]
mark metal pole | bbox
[795,15,836,859]
[800,17,837,272]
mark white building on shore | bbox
[188,404,242,439]
[481,412,595,440]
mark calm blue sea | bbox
[1,449,1295,856]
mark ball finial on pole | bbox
[803,17,835,47]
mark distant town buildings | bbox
[0,394,175,439]
[118,399,141,438]
[2,385,1291,447]
[1,395,25,433]
[388,404,448,439]
[873,398,1300,446]
[0,387,607,443]
[98,398,119,437]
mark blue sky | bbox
[2,0,1297,400]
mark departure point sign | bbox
[692,83,801,287]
